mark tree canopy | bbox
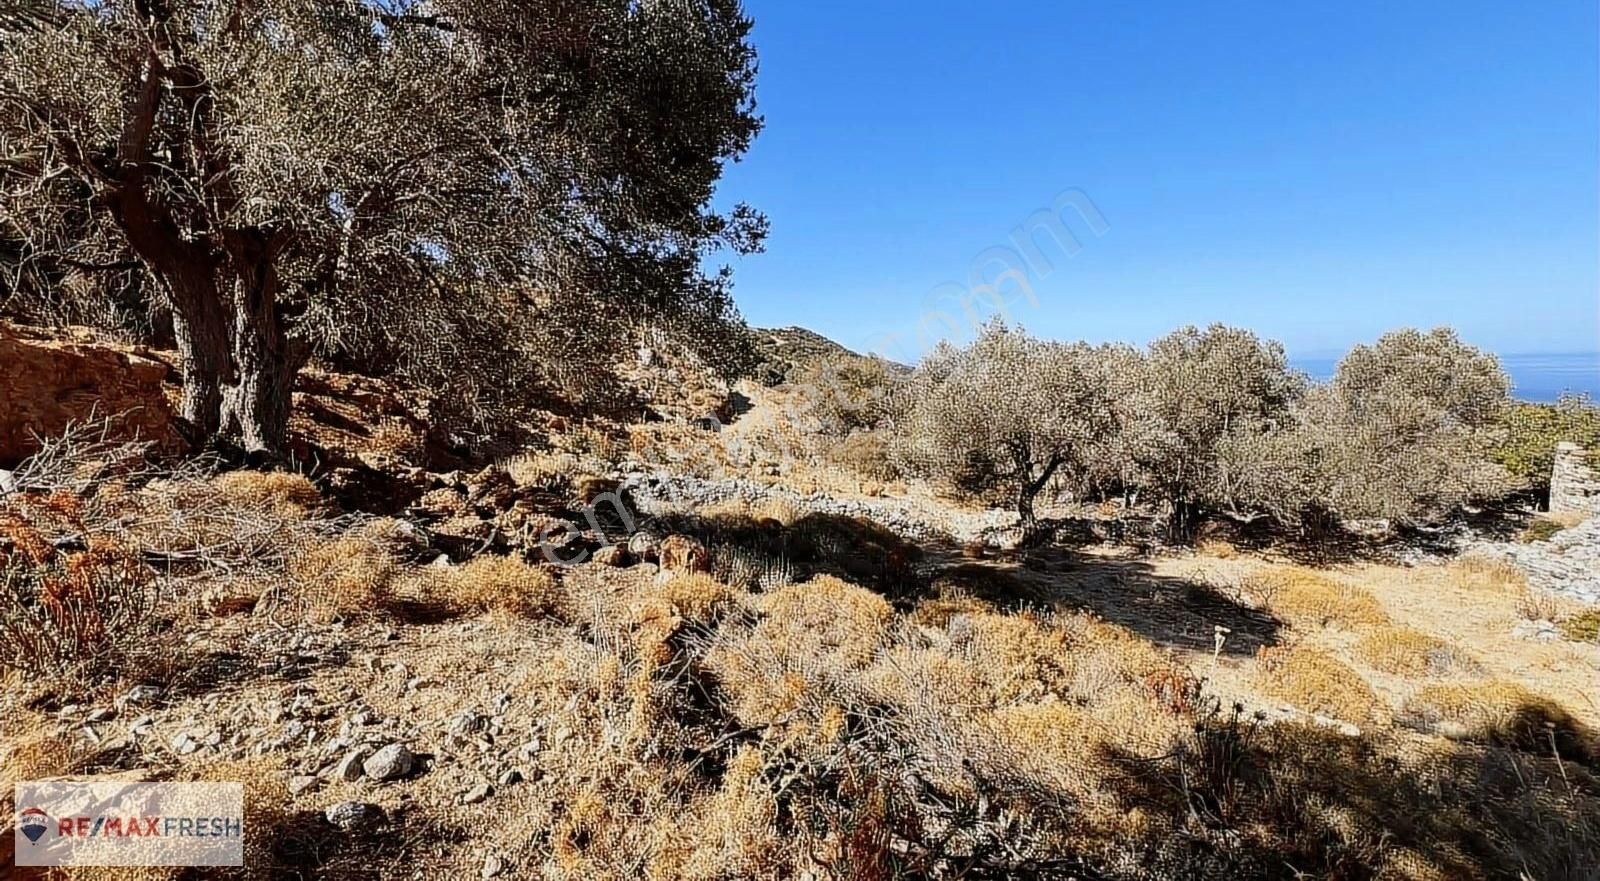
[0,0,765,453]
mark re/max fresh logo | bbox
[14,781,245,868]
[16,809,244,842]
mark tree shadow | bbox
[1102,707,1600,880]
[999,551,1282,657]
[172,805,465,881]
[646,507,1282,657]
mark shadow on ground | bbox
[644,508,1284,658]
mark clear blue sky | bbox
[713,1,1599,362]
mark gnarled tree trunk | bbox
[220,235,301,456]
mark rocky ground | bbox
[1472,515,1600,606]
[4,323,1600,880]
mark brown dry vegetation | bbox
[1243,565,1391,630]
[1256,644,1388,724]
[3,426,1599,881]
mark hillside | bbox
[3,323,1599,881]
[748,325,909,385]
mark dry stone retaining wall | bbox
[1551,442,1600,516]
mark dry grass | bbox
[1447,556,1530,593]
[0,711,82,785]
[1244,565,1390,630]
[906,593,996,629]
[1404,681,1596,761]
[210,470,324,516]
[6,421,1599,881]
[633,572,737,628]
[1194,538,1239,559]
[1354,626,1470,677]
[430,554,568,620]
[1514,588,1573,624]
[1256,644,1387,724]
[752,574,893,667]
[285,536,398,622]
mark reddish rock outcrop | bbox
[0,324,186,466]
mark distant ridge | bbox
[750,326,910,384]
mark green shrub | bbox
[1560,610,1600,644]
[1495,395,1600,493]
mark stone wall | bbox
[1550,442,1600,516]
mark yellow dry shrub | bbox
[1256,645,1386,724]
[436,554,567,619]
[634,573,737,629]
[1447,556,1529,594]
[1354,627,1463,677]
[210,470,322,516]
[1068,617,1184,682]
[976,702,1116,801]
[907,593,996,630]
[286,536,397,622]
[706,577,890,727]
[552,787,613,876]
[365,417,425,460]
[1405,681,1594,759]
[754,575,892,667]
[948,611,1075,704]
[1245,566,1390,630]
[629,573,738,673]
[503,450,579,488]
[858,645,991,711]
[674,746,785,880]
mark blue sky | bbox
[713,1,1599,362]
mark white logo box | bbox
[14,781,245,867]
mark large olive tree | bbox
[891,323,1124,526]
[0,0,764,454]
[1297,328,1511,524]
[1123,324,1306,540]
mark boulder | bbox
[0,324,186,467]
[331,745,375,782]
[362,743,416,781]
[324,801,386,832]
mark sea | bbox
[1291,352,1600,404]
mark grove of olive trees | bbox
[882,322,1522,540]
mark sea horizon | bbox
[1291,351,1600,404]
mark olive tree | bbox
[1124,324,1305,540]
[891,324,1123,526]
[0,0,764,455]
[1296,328,1511,524]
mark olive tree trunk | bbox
[220,235,302,456]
